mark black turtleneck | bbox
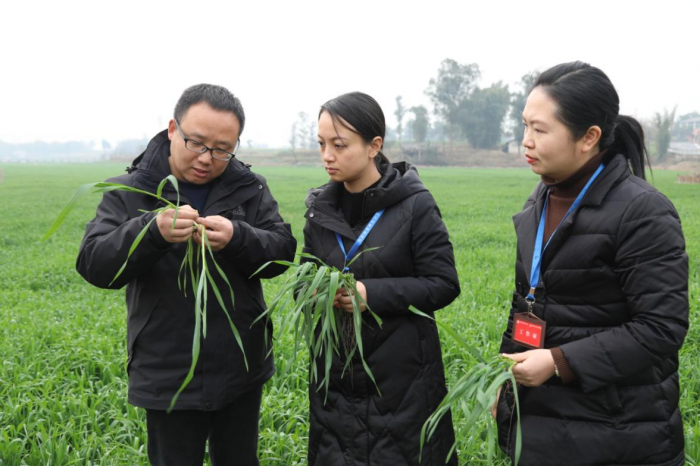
[340,178,382,227]
[178,180,212,213]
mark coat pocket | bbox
[126,296,159,375]
[412,316,426,366]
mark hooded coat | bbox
[76,130,297,411]
[497,154,689,466]
[302,162,460,466]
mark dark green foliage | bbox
[457,82,511,150]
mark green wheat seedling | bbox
[43,174,246,413]
[251,250,392,402]
[421,322,522,465]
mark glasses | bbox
[174,118,239,161]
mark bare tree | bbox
[654,107,677,162]
[289,122,298,164]
[425,58,481,148]
[395,96,406,144]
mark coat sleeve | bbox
[559,191,689,393]
[288,220,322,301]
[221,179,297,279]
[500,198,537,354]
[76,189,172,289]
[498,292,521,354]
[362,191,461,316]
[300,220,322,267]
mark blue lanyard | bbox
[527,164,605,304]
[336,209,384,272]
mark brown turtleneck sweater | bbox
[542,151,605,385]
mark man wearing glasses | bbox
[77,84,296,465]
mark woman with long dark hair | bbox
[302,92,460,465]
[496,62,689,465]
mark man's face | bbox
[167,102,241,184]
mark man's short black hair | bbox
[174,84,246,136]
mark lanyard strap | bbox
[336,209,384,271]
[527,163,605,303]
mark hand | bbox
[502,349,556,387]
[333,281,367,313]
[193,215,234,251]
[491,386,502,419]
[156,205,199,243]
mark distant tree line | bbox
[0,137,149,162]
[288,58,698,165]
[0,140,95,157]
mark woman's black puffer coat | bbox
[497,154,689,466]
[303,162,460,466]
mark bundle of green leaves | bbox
[420,322,522,465]
[252,250,384,401]
[44,175,245,412]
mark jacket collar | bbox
[305,161,428,239]
[128,130,258,212]
[542,150,606,198]
[513,153,631,283]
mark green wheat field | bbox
[1,163,698,465]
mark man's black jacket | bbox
[76,130,296,411]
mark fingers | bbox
[506,350,555,387]
[157,206,199,243]
[178,205,199,217]
[511,363,525,378]
[338,295,354,306]
[502,352,528,363]
[332,287,366,313]
[191,216,234,251]
[196,215,228,230]
[502,352,528,384]
[332,288,351,312]
[333,289,344,309]
[507,354,528,378]
[195,216,218,229]
[158,206,199,227]
[167,205,199,220]
[170,217,198,231]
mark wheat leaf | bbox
[109,215,158,286]
[43,183,101,240]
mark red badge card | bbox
[512,313,546,349]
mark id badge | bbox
[512,313,546,349]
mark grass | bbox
[0,163,697,465]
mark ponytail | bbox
[606,115,651,180]
[375,150,390,170]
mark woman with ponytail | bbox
[302,92,460,465]
[495,62,689,465]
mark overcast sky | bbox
[1,0,698,148]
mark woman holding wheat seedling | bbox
[495,62,689,465]
[301,92,460,465]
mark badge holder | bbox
[512,288,546,349]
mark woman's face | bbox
[522,87,596,181]
[317,111,380,190]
